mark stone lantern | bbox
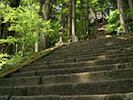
[59,27,65,42]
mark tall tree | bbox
[117,0,126,32]
[84,0,89,34]
[79,0,84,34]
[40,0,51,50]
[72,0,78,42]
[68,0,72,37]
[43,0,51,20]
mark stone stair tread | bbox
[7,92,133,100]
[10,63,133,78]
[40,68,133,84]
[1,68,133,86]
[37,48,133,62]
[49,44,132,56]
[0,96,10,100]
[24,62,133,71]
[37,52,133,65]
[34,43,133,61]
[0,78,133,96]
[43,51,133,61]
[28,56,133,67]
[0,76,40,86]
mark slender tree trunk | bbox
[35,29,39,52]
[72,0,77,42]
[68,0,72,37]
[80,0,84,34]
[85,1,89,34]
[117,0,126,32]
[15,43,18,55]
[21,43,25,56]
[128,0,133,18]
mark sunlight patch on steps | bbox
[97,55,106,60]
[75,73,92,83]
[106,42,114,46]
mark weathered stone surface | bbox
[26,84,72,95]
[10,71,36,78]
[8,93,133,100]
[71,79,133,95]
[10,96,60,100]
[0,37,133,99]
[60,93,133,100]
[24,79,133,95]
[11,86,25,96]
[0,96,9,100]
[0,76,40,86]
[0,87,12,95]
[41,68,133,84]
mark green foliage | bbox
[0,2,6,18]
[0,54,10,64]
[0,54,10,70]
[106,9,121,33]
[3,5,42,43]
[0,36,19,45]
[1,3,53,53]
[0,55,31,71]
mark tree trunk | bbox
[72,0,78,42]
[39,0,44,16]
[43,0,51,20]
[21,43,25,56]
[117,0,126,32]
[15,43,18,55]
[40,0,51,50]
[0,0,20,54]
[80,0,84,34]
[68,0,72,37]
[128,0,133,18]
[85,1,89,34]
[35,29,39,52]
[35,0,44,52]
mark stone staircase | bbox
[0,37,133,100]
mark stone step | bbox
[0,76,40,86]
[10,95,59,100]
[76,56,133,63]
[7,93,133,100]
[24,56,133,71]
[44,48,133,61]
[32,50,133,66]
[0,78,133,96]
[10,63,133,78]
[50,42,132,55]
[41,50,133,62]
[55,38,132,51]
[40,68,133,85]
[1,68,133,86]
[20,62,133,73]
[10,71,36,78]
[0,96,10,100]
